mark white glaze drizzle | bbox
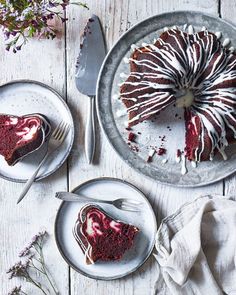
[183,24,188,31]
[181,155,188,175]
[131,44,138,51]
[148,148,156,157]
[119,26,236,162]
[215,31,222,39]
[188,25,194,34]
[229,46,235,53]
[191,161,197,168]
[223,38,231,48]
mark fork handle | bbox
[85,96,95,164]
[55,192,112,204]
[17,152,49,204]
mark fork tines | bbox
[53,121,70,141]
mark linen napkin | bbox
[154,195,236,295]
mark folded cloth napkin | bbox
[154,195,236,295]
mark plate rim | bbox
[96,10,236,187]
[54,177,157,280]
[0,79,75,183]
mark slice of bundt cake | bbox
[0,113,51,166]
[73,204,139,264]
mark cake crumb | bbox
[129,144,139,152]
[177,149,182,157]
[128,132,136,142]
[157,147,166,156]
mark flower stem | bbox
[26,273,48,295]
[39,247,59,295]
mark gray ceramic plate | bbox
[0,80,74,182]
[96,11,236,187]
[54,177,157,280]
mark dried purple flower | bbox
[7,230,58,294]
[8,286,22,295]
[7,260,29,279]
[19,230,47,257]
[0,0,88,52]
[19,246,30,257]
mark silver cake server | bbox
[75,15,106,164]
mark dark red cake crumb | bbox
[125,127,132,131]
[147,156,152,162]
[157,148,166,156]
[177,149,182,158]
[129,144,139,152]
[128,132,136,142]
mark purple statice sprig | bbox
[19,230,47,257]
[7,230,58,295]
[8,286,27,295]
[0,0,89,53]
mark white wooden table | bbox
[0,0,235,294]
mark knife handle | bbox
[85,96,95,164]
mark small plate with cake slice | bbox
[54,177,157,280]
[0,80,74,182]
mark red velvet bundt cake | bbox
[0,113,51,165]
[73,204,139,264]
[120,28,236,162]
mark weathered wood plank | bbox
[66,1,221,295]
[0,27,69,294]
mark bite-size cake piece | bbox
[73,204,139,264]
[0,113,51,166]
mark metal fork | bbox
[17,121,71,204]
[55,191,143,212]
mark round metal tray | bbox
[96,11,236,187]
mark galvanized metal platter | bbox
[0,80,74,183]
[96,11,236,187]
[54,177,157,280]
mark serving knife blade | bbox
[75,15,106,164]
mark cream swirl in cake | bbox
[120,27,236,162]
